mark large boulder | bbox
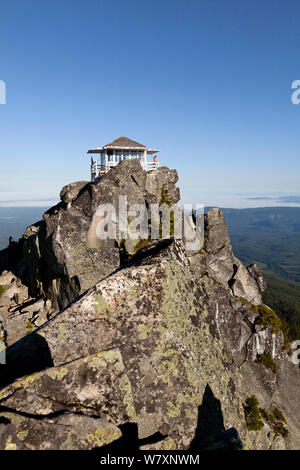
[0,271,50,346]
[0,161,181,347]
[230,262,264,305]
[59,181,89,208]
[20,160,180,312]
[0,348,134,450]
[0,239,298,450]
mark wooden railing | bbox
[91,159,159,180]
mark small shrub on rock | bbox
[256,352,278,374]
[243,395,264,431]
[260,405,289,439]
[255,305,281,334]
[272,406,286,424]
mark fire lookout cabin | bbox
[87,136,159,181]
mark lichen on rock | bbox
[0,161,299,451]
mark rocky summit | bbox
[0,160,299,451]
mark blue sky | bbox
[0,0,300,208]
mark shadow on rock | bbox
[189,384,243,451]
[0,332,53,388]
[91,423,166,454]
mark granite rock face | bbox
[0,348,134,450]
[0,161,181,352]
[59,181,89,208]
[191,208,266,305]
[0,271,51,346]
[3,160,180,315]
[0,239,299,450]
[0,161,299,451]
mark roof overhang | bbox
[88,148,159,154]
[88,148,104,154]
[104,146,147,150]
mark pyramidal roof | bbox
[104,136,147,149]
[87,137,159,154]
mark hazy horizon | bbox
[1,189,300,210]
[1,191,300,209]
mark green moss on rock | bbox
[255,305,281,334]
[256,352,277,374]
[134,238,153,253]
